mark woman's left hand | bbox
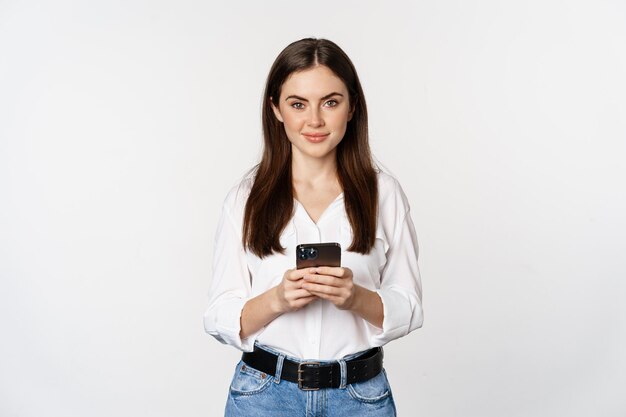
[301,266,358,310]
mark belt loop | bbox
[338,358,347,389]
[274,353,285,384]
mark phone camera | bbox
[297,246,318,260]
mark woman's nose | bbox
[307,107,324,127]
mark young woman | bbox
[204,37,424,416]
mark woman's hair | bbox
[243,38,378,258]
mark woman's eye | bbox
[290,100,338,109]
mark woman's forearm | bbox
[350,285,384,329]
[239,286,283,340]
[240,284,384,339]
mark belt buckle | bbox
[297,361,320,391]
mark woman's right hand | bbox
[273,267,319,314]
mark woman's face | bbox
[270,65,354,162]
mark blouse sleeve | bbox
[370,180,424,346]
[202,188,261,352]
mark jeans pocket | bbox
[229,360,273,397]
[347,368,392,403]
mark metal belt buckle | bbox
[297,361,320,391]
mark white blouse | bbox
[203,169,424,360]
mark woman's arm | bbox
[204,186,264,351]
[349,285,384,328]
[240,267,319,339]
[238,287,282,339]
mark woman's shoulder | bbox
[221,168,256,214]
[375,167,411,214]
[375,168,399,192]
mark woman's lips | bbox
[302,133,330,143]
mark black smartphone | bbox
[296,242,341,269]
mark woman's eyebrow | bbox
[284,92,344,102]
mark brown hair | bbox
[243,38,378,258]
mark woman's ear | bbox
[269,97,284,123]
[348,103,355,121]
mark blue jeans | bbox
[224,342,397,417]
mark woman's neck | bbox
[290,148,339,188]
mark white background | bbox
[1,1,625,416]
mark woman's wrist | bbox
[347,284,363,311]
[269,285,286,315]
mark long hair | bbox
[243,38,378,258]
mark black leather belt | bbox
[241,345,384,390]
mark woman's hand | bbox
[273,267,319,314]
[300,266,357,310]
